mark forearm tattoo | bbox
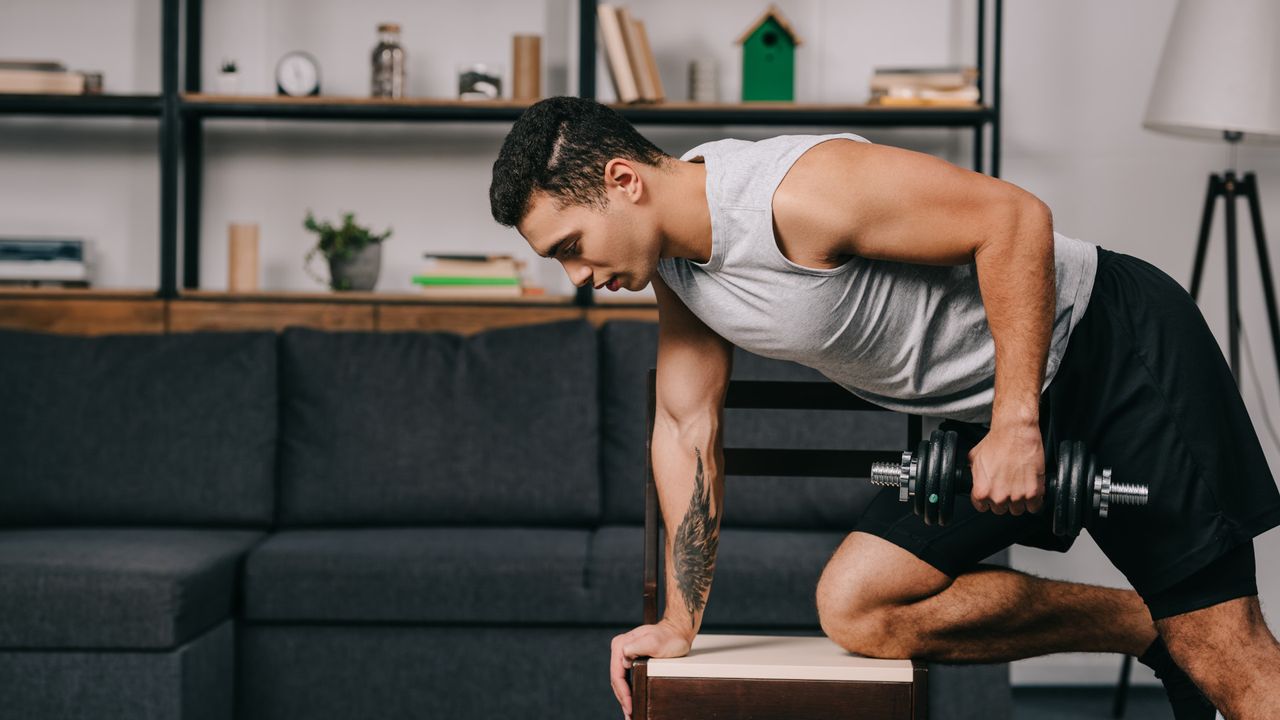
[672,446,720,629]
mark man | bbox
[489,96,1280,719]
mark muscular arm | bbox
[772,139,1055,429]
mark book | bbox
[419,256,520,278]
[0,59,66,72]
[0,69,84,94]
[421,252,517,261]
[619,8,657,102]
[597,4,641,103]
[871,66,979,90]
[412,276,521,286]
[417,284,524,298]
[633,18,665,102]
[868,95,980,108]
[869,85,980,106]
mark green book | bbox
[411,275,520,286]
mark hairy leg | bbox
[817,531,1157,662]
[1158,596,1280,719]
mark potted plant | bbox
[303,210,392,291]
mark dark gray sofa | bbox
[0,319,1010,719]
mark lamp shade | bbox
[1143,0,1280,141]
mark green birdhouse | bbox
[735,5,804,102]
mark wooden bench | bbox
[632,633,926,719]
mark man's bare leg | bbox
[1159,596,1280,719]
[816,531,1157,662]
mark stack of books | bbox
[0,237,91,287]
[412,254,533,298]
[0,60,85,95]
[868,66,979,107]
[597,4,665,104]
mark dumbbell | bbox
[868,429,1149,538]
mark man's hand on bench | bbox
[610,618,693,719]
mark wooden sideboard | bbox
[0,288,658,336]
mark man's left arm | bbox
[780,139,1053,515]
[970,199,1054,515]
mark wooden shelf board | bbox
[0,287,159,300]
[175,289,579,306]
[182,93,535,109]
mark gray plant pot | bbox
[328,243,382,291]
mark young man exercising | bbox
[489,96,1280,719]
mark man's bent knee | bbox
[815,531,952,656]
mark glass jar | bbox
[371,23,406,98]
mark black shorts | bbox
[856,246,1280,620]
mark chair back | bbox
[642,368,925,624]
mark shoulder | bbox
[771,138,878,264]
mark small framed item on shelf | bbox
[276,51,321,96]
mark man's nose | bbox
[564,260,593,288]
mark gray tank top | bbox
[657,133,1098,425]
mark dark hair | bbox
[489,96,670,227]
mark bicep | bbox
[652,274,733,432]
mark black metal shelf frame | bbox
[0,0,1002,301]
[0,94,162,115]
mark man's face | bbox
[517,165,659,293]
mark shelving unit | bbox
[1,0,1003,309]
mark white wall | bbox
[5,0,1280,687]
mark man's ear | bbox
[604,158,643,203]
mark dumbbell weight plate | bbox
[1053,439,1073,537]
[1068,442,1092,538]
[1064,441,1080,538]
[913,439,930,518]
[923,432,944,526]
[939,430,958,526]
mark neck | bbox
[654,160,712,263]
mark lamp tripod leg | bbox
[1190,174,1221,301]
[1242,172,1280,392]
[1225,172,1241,377]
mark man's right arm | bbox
[609,275,734,718]
[651,274,733,641]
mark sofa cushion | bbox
[600,321,904,528]
[586,525,846,628]
[241,525,847,628]
[0,528,264,649]
[0,329,277,527]
[278,320,599,526]
[242,528,594,623]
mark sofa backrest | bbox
[0,329,277,527]
[278,320,599,527]
[599,321,904,529]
